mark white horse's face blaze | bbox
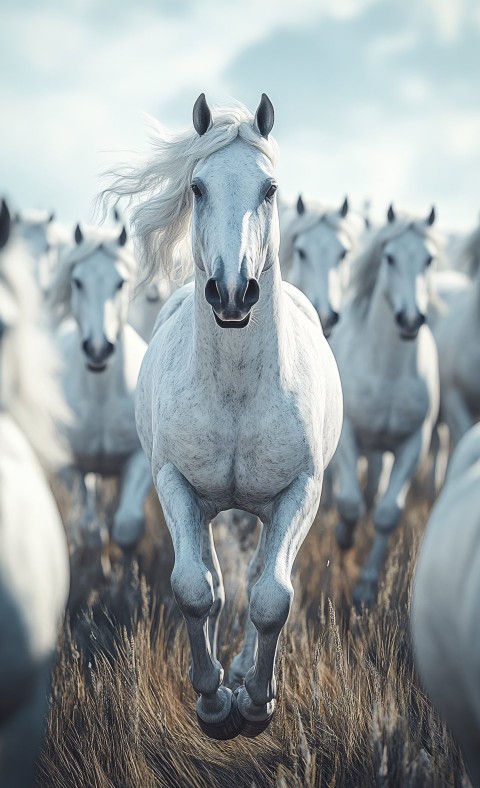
[191,138,279,328]
[71,249,130,371]
[380,226,435,340]
[290,221,351,336]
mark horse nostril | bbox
[104,341,115,359]
[331,311,339,326]
[418,313,426,326]
[205,278,221,308]
[82,339,91,355]
[243,278,260,308]
[395,311,405,327]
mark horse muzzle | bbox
[82,337,115,371]
[318,309,339,338]
[395,311,426,340]
[205,276,259,329]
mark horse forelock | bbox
[99,100,279,287]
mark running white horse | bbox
[331,205,440,608]
[411,423,480,787]
[102,94,343,739]
[0,200,70,787]
[280,195,366,336]
[49,223,151,564]
[432,225,480,450]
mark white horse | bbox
[431,225,480,452]
[0,200,70,786]
[331,205,440,608]
[280,195,366,336]
[13,208,71,294]
[411,423,480,786]
[102,94,343,740]
[49,223,151,563]
[129,274,174,342]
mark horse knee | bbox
[112,509,145,551]
[171,564,214,620]
[374,501,402,534]
[249,577,293,635]
[337,493,364,524]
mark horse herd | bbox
[0,94,479,785]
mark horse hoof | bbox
[196,692,245,740]
[235,687,275,738]
[336,522,354,551]
[353,577,378,611]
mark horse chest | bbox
[345,374,429,449]
[157,391,309,506]
[68,392,139,472]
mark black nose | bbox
[205,276,260,320]
[395,310,426,337]
[82,337,115,364]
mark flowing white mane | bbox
[99,100,279,285]
[279,200,364,271]
[49,225,137,324]
[349,212,443,316]
[455,223,480,277]
[0,233,70,469]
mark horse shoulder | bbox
[282,281,321,328]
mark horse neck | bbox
[193,261,287,393]
[363,280,419,377]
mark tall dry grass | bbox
[38,487,469,787]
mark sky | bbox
[1,0,479,230]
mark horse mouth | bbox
[399,328,420,341]
[86,361,108,372]
[213,312,251,329]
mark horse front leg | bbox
[354,428,423,609]
[229,522,266,687]
[113,449,152,552]
[156,464,245,740]
[334,419,365,550]
[236,473,321,737]
[202,522,225,661]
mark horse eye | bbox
[296,248,306,260]
[385,254,395,266]
[72,278,82,289]
[265,184,277,201]
[191,183,203,198]
[339,248,347,260]
[425,255,433,267]
[117,279,125,290]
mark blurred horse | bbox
[129,275,174,342]
[102,93,343,740]
[331,205,440,608]
[49,223,151,573]
[0,199,70,787]
[13,208,71,294]
[280,195,366,336]
[411,423,480,786]
[432,224,480,449]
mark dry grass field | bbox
[38,485,469,788]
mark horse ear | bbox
[297,195,306,215]
[340,196,349,217]
[426,205,435,226]
[118,225,127,246]
[254,93,274,139]
[74,224,83,244]
[193,93,212,136]
[48,211,55,223]
[387,204,395,223]
[0,199,11,250]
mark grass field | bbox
[38,487,469,787]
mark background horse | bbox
[331,205,440,608]
[0,199,70,786]
[411,423,480,787]
[49,223,151,579]
[102,93,343,740]
[280,195,366,336]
